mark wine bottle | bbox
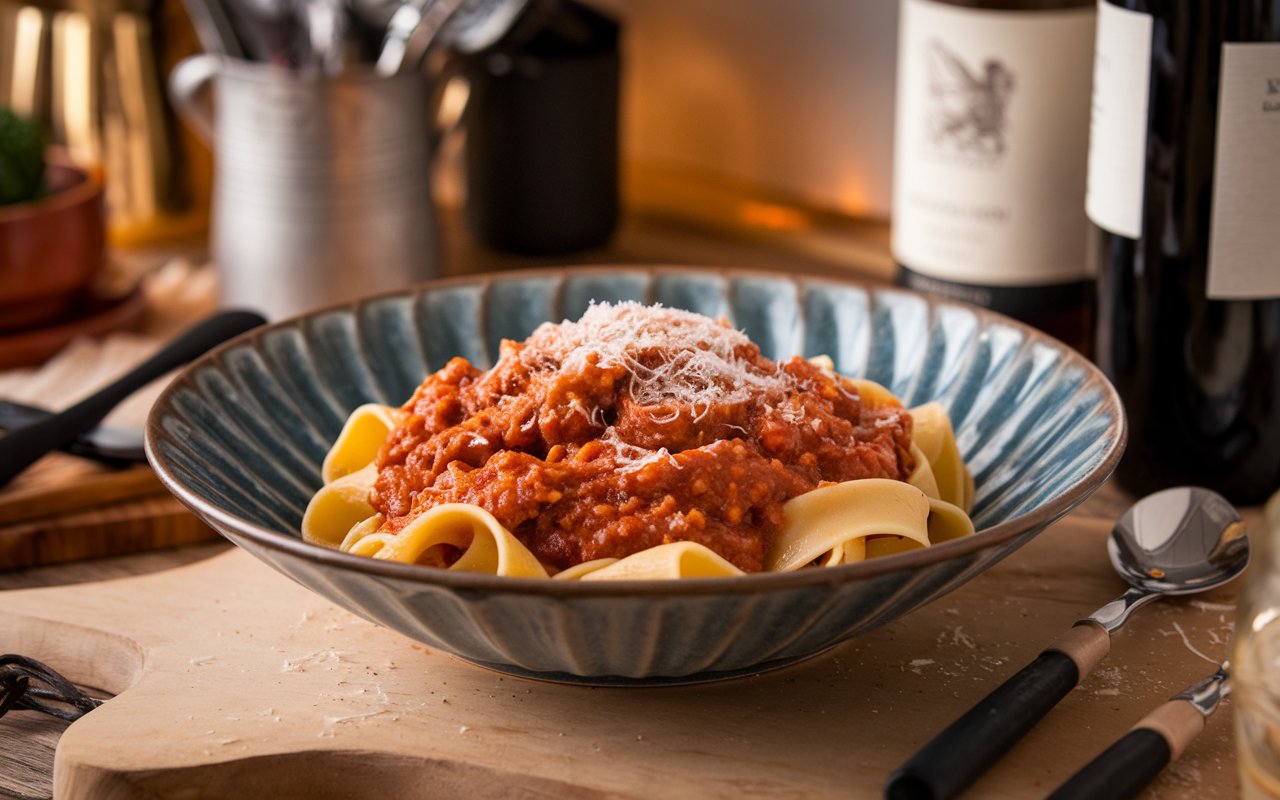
[892,0,1097,351]
[1088,1,1280,504]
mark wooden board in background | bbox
[0,457,217,570]
[0,464,161,526]
[0,497,1247,800]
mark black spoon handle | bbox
[0,309,266,486]
[885,623,1112,800]
[0,400,145,464]
[1047,698,1208,800]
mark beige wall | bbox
[614,0,898,220]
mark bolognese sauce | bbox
[370,303,914,573]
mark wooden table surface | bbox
[0,210,1255,799]
[0,483,1257,800]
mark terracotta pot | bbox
[0,157,106,331]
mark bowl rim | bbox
[146,264,1127,597]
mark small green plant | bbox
[0,107,46,206]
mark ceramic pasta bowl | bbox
[146,267,1126,684]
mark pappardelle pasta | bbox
[302,302,974,580]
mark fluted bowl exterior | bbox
[147,267,1125,684]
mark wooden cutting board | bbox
[0,499,1245,799]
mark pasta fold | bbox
[301,464,378,548]
[578,542,745,581]
[847,378,902,410]
[767,479,933,572]
[346,503,549,578]
[553,559,619,580]
[909,402,971,512]
[863,498,975,558]
[906,441,941,500]
[322,403,401,484]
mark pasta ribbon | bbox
[339,514,383,552]
[863,498,975,559]
[847,378,902,410]
[301,464,378,547]
[909,402,972,512]
[767,479,932,572]
[345,503,549,578]
[322,403,401,484]
[553,559,619,580]
[927,498,975,543]
[578,542,745,580]
[906,441,941,500]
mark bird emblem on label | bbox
[925,40,1015,159]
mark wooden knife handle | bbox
[1047,700,1206,800]
[1047,728,1170,800]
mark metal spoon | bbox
[886,487,1249,800]
[376,0,468,75]
[374,0,527,75]
[438,0,528,54]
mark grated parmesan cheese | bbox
[518,302,798,418]
[597,426,680,474]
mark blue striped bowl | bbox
[147,267,1125,684]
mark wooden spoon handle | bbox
[0,309,266,486]
[885,623,1111,800]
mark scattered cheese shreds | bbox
[519,302,797,415]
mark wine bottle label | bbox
[1208,43,1280,300]
[1084,1,1152,240]
[892,0,1096,287]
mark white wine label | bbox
[1085,1,1152,240]
[1208,43,1280,300]
[892,0,1096,286]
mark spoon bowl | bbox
[1109,486,1249,597]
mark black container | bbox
[461,0,620,255]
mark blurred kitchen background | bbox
[621,0,896,228]
[0,0,899,281]
[0,0,211,247]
